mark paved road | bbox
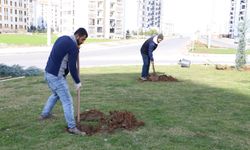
[0,37,248,69]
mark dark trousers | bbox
[141,53,150,78]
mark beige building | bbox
[0,0,29,33]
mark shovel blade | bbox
[149,74,159,81]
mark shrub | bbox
[0,64,43,77]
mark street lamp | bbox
[47,0,52,46]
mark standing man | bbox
[40,28,88,136]
[140,34,164,81]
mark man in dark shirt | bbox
[40,28,88,136]
[140,34,164,81]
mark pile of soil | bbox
[148,73,178,82]
[244,66,250,71]
[215,64,235,70]
[215,64,250,71]
[69,109,145,135]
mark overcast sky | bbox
[125,0,230,35]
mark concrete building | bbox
[27,0,60,32]
[88,0,125,38]
[137,0,161,32]
[229,0,249,38]
[0,0,29,33]
[1,0,125,39]
[33,0,125,38]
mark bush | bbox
[0,64,43,77]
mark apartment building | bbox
[58,0,76,34]
[229,0,249,38]
[88,0,124,38]
[28,0,60,32]
[0,0,29,33]
[138,0,161,32]
[1,0,125,39]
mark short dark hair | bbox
[74,28,88,38]
[157,33,164,40]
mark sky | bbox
[125,0,230,35]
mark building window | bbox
[97,27,102,33]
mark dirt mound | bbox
[244,65,250,71]
[68,109,145,135]
[148,74,178,82]
[215,65,250,71]
[215,64,235,70]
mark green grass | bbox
[190,41,250,54]
[1,65,250,150]
[0,34,112,46]
[0,33,58,46]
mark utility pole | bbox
[47,0,52,46]
[207,26,211,49]
[137,0,142,38]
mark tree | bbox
[235,21,247,70]
[144,28,158,36]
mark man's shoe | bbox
[39,114,55,121]
[68,127,86,136]
[140,77,147,81]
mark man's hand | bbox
[75,82,82,90]
[150,61,154,64]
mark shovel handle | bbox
[77,89,80,124]
[152,62,156,74]
[76,54,80,124]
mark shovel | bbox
[149,62,159,81]
[77,54,80,124]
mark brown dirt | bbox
[244,65,250,71]
[147,73,178,82]
[215,64,250,71]
[215,64,235,70]
[67,109,145,135]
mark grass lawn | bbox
[0,65,250,150]
[190,41,250,54]
[0,33,112,46]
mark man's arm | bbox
[68,46,80,84]
[148,43,155,62]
